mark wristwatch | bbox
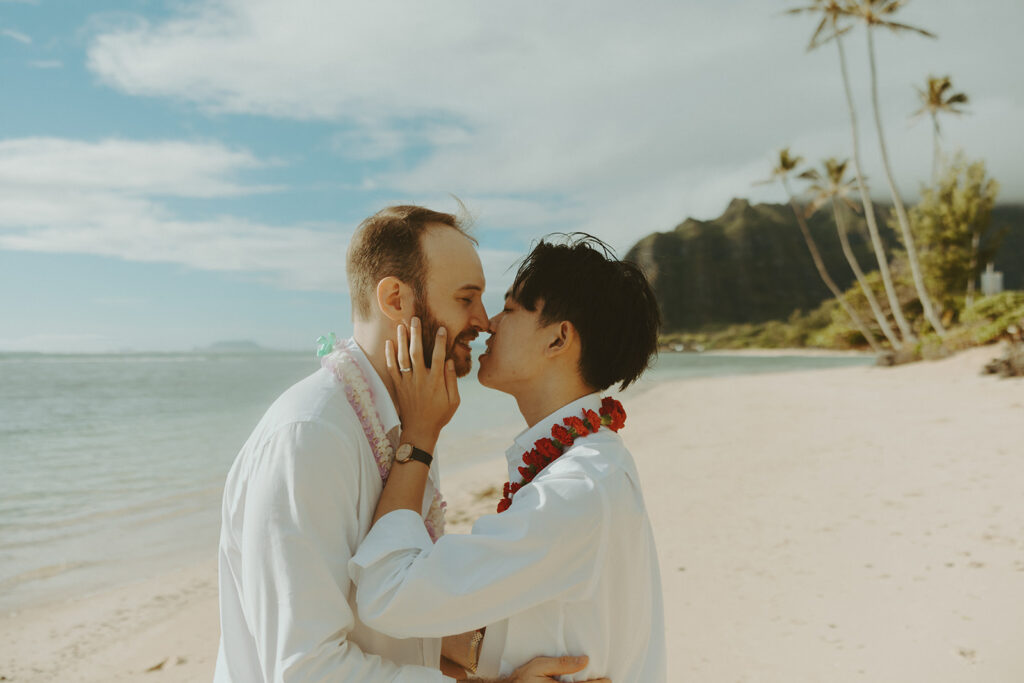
[394,443,433,467]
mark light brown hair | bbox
[346,205,476,320]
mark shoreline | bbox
[2,346,1021,681]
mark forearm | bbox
[372,429,437,526]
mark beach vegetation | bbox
[903,154,1002,313]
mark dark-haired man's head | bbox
[478,234,660,405]
[347,205,488,377]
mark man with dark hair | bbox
[350,234,667,682]
[215,209,600,682]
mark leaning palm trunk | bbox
[866,27,946,337]
[782,178,882,352]
[832,199,901,348]
[833,26,916,343]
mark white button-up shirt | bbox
[214,338,449,682]
[350,393,667,683]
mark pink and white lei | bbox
[319,336,447,542]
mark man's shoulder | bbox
[264,367,352,427]
[243,368,363,454]
[559,430,632,473]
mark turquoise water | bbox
[0,348,872,611]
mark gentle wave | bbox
[0,484,223,536]
[0,560,97,590]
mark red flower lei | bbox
[497,397,627,513]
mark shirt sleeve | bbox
[239,420,446,682]
[348,467,608,639]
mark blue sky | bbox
[2,0,1022,352]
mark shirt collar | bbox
[344,337,401,434]
[506,392,603,471]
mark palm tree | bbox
[787,0,916,344]
[913,75,968,181]
[757,149,882,352]
[801,158,901,348]
[844,0,947,337]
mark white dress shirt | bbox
[214,338,451,682]
[349,393,667,683]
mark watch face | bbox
[395,443,412,462]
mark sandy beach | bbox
[2,345,1021,682]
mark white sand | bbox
[2,346,1021,682]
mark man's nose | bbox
[470,299,489,331]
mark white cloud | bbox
[0,137,351,291]
[79,0,1024,246]
[28,59,62,69]
[0,138,278,197]
[1,28,31,44]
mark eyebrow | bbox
[457,284,483,292]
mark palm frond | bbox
[878,19,936,38]
[806,15,830,50]
[810,22,853,48]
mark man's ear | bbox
[545,321,577,358]
[376,276,414,323]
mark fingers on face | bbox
[409,317,424,370]
[396,323,411,371]
[445,358,460,406]
[431,325,447,374]
[385,339,400,382]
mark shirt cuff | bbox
[349,509,434,583]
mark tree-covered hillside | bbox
[625,199,1022,332]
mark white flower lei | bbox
[320,338,446,542]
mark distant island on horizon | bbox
[200,340,268,353]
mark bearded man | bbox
[214,206,604,683]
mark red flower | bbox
[535,438,561,461]
[503,481,511,497]
[551,424,573,446]
[601,398,627,431]
[521,449,539,468]
[496,498,511,513]
[518,465,531,479]
[583,409,602,432]
[509,482,522,494]
[563,416,589,437]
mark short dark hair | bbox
[346,205,476,320]
[511,233,661,391]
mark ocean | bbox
[0,347,872,612]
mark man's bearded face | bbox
[415,291,478,377]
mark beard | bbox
[415,297,476,377]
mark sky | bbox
[1,0,1021,352]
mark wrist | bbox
[398,428,438,454]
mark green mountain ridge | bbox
[625,199,1024,332]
